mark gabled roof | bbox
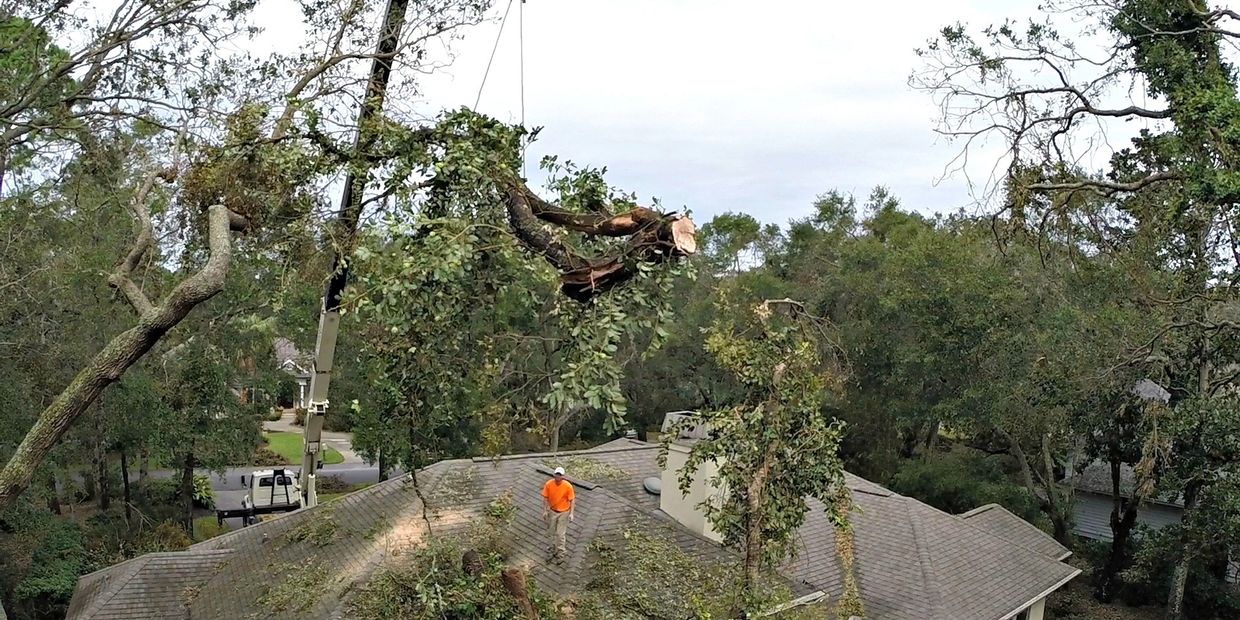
[67,440,1079,620]
[960,504,1072,561]
[274,337,311,377]
[783,480,1078,620]
[66,550,234,619]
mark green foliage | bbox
[1123,524,1240,616]
[888,449,1044,525]
[542,456,628,482]
[663,296,851,614]
[145,474,216,509]
[577,524,797,620]
[252,562,331,617]
[283,511,340,548]
[12,520,85,614]
[482,491,516,522]
[348,534,558,620]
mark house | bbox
[1070,460,1239,583]
[1071,460,1183,542]
[274,337,312,409]
[66,431,1080,619]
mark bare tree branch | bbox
[1028,171,1181,195]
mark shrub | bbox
[13,519,87,616]
[134,521,193,554]
[316,475,351,494]
[252,446,286,466]
[143,475,215,509]
[1122,525,1240,616]
[192,474,215,509]
[888,447,1044,525]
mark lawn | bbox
[192,516,230,542]
[319,483,374,504]
[264,431,344,465]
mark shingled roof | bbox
[67,439,1079,619]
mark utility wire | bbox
[473,0,515,110]
[519,0,526,177]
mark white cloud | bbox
[411,0,1039,225]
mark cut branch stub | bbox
[503,179,696,302]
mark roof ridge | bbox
[189,462,454,551]
[909,499,1080,618]
[76,554,152,619]
[904,496,946,618]
[469,442,656,464]
[955,503,1071,561]
[958,503,999,518]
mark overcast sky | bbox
[408,0,1044,226]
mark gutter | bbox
[996,568,1082,620]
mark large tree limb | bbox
[0,205,246,510]
[107,170,161,315]
[503,179,696,301]
[1028,171,1181,196]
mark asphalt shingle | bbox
[67,440,1080,620]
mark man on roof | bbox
[541,466,575,563]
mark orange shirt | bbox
[542,478,575,512]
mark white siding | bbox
[1072,491,1182,542]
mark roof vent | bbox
[643,476,662,495]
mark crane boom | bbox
[299,0,412,509]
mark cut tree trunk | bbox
[503,180,696,302]
[0,205,245,511]
[500,567,538,619]
[120,449,132,524]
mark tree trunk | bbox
[120,448,132,524]
[998,427,1037,492]
[739,444,777,616]
[378,449,389,482]
[0,205,244,511]
[1095,456,1140,602]
[95,428,110,512]
[180,452,195,534]
[138,447,148,494]
[45,473,61,515]
[549,417,563,454]
[82,465,96,502]
[1167,482,1202,620]
[924,420,941,453]
[1039,434,1071,544]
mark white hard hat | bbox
[553,467,565,476]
